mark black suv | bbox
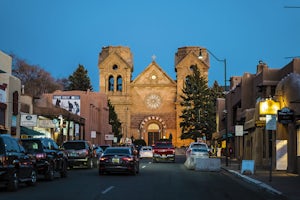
[21,137,68,180]
[62,140,97,169]
[0,134,37,191]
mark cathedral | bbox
[98,46,210,147]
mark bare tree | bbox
[11,55,64,98]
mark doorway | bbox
[148,132,159,146]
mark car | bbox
[186,142,209,159]
[139,146,153,158]
[0,134,37,191]
[62,140,97,169]
[21,137,68,180]
[99,144,110,151]
[99,147,139,175]
[152,141,175,163]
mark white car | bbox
[186,142,209,158]
[139,146,153,158]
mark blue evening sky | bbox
[1,0,299,91]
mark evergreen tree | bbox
[108,100,122,142]
[179,65,215,141]
[67,64,93,91]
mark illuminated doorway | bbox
[147,123,160,145]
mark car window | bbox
[22,140,43,153]
[2,137,18,152]
[0,138,5,154]
[63,142,86,150]
[105,148,130,155]
[191,143,207,149]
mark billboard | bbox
[52,95,81,115]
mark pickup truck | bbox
[152,141,175,163]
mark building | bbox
[223,58,300,174]
[98,46,211,147]
[41,90,112,145]
[0,51,21,136]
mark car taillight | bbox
[100,157,109,161]
[0,155,8,166]
[36,153,47,159]
[122,157,133,162]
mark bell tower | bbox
[98,46,133,139]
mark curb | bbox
[221,167,283,196]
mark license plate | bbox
[112,158,119,164]
[162,154,166,158]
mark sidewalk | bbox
[221,158,300,200]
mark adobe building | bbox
[224,58,300,174]
[0,51,21,136]
[98,46,211,147]
[41,90,112,145]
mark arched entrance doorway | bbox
[139,116,167,145]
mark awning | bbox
[21,126,45,136]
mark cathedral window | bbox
[108,75,114,91]
[117,75,123,91]
[112,64,118,70]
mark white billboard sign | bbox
[52,95,81,115]
[21,114,37,127]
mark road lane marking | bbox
[102,186,114,194]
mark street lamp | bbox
[198,48,229,166]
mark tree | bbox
[12,55,63,98]
[67,64,93,91]
[108,100,122,142]
[179,65,215,141]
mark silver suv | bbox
[62,140,97,169]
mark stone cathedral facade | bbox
[98,46,210,147]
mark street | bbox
[0,155,283,200]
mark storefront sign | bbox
[21,114,37,127]
[278,107,294,124]
[259,99,280,115]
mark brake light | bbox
[0,155,8,166]
[36,153,47,159]
[122,157,133,162]
[100,157,109,161]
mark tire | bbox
[7,171,18,191]
[87,158,93,169]
[98,169,104,175]
[26,170,37,186]
[60,160,68,178]
[45,164,55,181]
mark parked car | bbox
[62,140,97,169]
[99,147,139,175]
[186,142,209,159]
[21,137,68,180]
[99,144,110,151]
[139,146,153,158]
[0,134,37,191]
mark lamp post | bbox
[199,48,229,166]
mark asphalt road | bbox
[0,155,283,200]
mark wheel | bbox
[45,164,55,181]
[60,160,68,178]
[7,171,18,191]
[98,169,104,175]
[152,158,156,163]
[87,158,93,169]
[26,170,37,186]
